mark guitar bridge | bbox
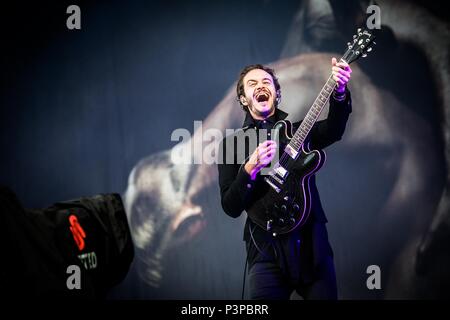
[274,164,288,179]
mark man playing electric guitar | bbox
[218,57,352,300]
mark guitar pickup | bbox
[274,165,288,179]
[285,145,299,160]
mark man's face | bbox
[241,69,277,119]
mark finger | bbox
[262,143,278,152]
[332,67,351,78]
[333,71,349,82]
[332,75,342,84]
[259,147,277,158]
[259,147,276,160]
[336,74,349,83]
[331,57,337,66]
[259,143,277,153]
[337,61,350,69]
[260,140,276,148]
[337,69,351,79]
[332,71,350,82]
[333,77,345,87]
[341,64,352,73]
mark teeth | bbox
[255,91,269,102]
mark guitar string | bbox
[273,47,354,170]
[274,74,336,169]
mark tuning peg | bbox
[353,34,357,39]
[360,44,365,49]
[362,53,367,58]
[367,47,372,52]
[357,28,362,32]
[355,51,360,55]
[358,39,363,45]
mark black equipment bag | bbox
[0,186,134,299]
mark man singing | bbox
[217,58,352,299]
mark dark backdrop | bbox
[0,0,297,208]
[1,0,448,299]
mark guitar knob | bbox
[293,204,299,211]
[281,205,287,212]
[278,218,285,225]
[290,217,296,225]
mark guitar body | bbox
[246,120,326,235]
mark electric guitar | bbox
[247,28,376,236]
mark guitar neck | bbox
[287,74,338,152]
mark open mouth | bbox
[255,91,270,102]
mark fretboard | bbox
[287,75,337,152]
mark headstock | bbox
[342,28,376,64]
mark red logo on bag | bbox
[69,215,86,251]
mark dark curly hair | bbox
[236,64,281,111]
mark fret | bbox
[291,135,300,144]
[311,105,320,115]
[293,134,302,142]
[315,100,323,108]
[306,113,314,120]
[292,139,302,149]
[306,117,314,125]
[319,94,327,103]
[310,111,318,119]
[310,105,319,113]
[324,82,334,93]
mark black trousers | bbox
[247,222,337,300]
